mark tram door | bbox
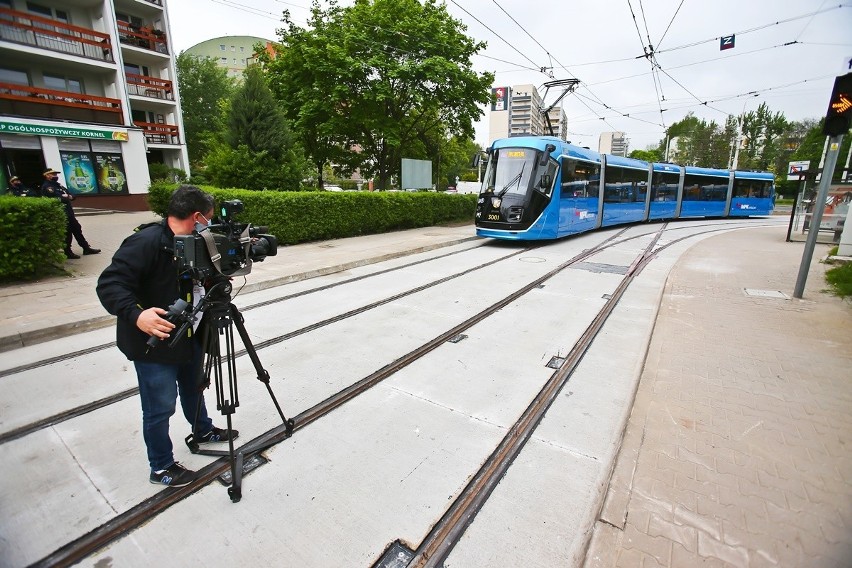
[558,158,601,236]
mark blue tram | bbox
[474,136,775,240]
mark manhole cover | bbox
[743,288,788,299]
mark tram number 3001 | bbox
[488,213,501,221]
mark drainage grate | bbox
[546,355,566,369]
[372,541,414,568]
[743,288,789,299]
[217,454,268,485]
[447,333,468,344]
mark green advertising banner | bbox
[0,121,128,142]
[60,152,98,195]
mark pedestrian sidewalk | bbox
[585,227,852,568]
[0,210,478,351]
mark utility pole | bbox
[793,136,843,298]
[793,72,852,298]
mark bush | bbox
[147,183,476,245]
[0,196,66,280]
[148,162,186,183]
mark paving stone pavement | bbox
[585,227,852,568]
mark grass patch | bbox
[825,262,852,298]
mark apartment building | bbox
[488,84,568,143]
[599,131,628,157]
[185,36,273,79]
[0,0,188,209]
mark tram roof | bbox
[684,165,730,178]
[734,170,775,180]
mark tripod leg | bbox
[230,303,294,435]
[186,324,215,453]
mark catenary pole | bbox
[793,134,844,298]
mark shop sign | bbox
[0,121,128,142]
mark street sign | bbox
[787,160,810,181]
[720,35,735,50]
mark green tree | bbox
[206,65,308,190]
[175,51,234,165]
[628,148,663,162]
[267,0,494,189]
[737,102,788,172]
[789,118,852,184]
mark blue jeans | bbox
[134,345,214,471]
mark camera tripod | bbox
[172,278,294,502]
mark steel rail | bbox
[29,229,631,568]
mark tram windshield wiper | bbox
[497,162,525,198]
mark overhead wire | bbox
[656,0,686,49]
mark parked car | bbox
[323,184,344,192]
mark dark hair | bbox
[167,185,215,220]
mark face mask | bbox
[194,212,212,233]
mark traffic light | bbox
[823,73,852,136]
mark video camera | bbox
[174,199,277,280]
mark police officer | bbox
[40,167,100,259]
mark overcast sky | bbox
[167,0,852,152]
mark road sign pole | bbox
[793,134,843,298]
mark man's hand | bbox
[136,307,176,341]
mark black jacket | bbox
[97,220,198,363]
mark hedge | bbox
[0,196,67,281]
[148,183,478,246]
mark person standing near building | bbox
[96,185,238,487]
[40,167,100,259]
[7,175,28,196]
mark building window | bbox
[43,73,83,93]
[231,45,235,52]
[219,44,225,51]
[240,46,245,52]
[220,57,227,63]
[0,67,30,86]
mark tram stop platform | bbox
[1,210,850,567]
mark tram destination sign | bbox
[0,121,128,142]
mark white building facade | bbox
[488,84,568,144]
[0,0,188,209]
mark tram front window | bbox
[482,148,540,197]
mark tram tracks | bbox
[23,220,781,568]
[0,245,535,445]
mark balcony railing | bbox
[134,121,179,144]
[0,82,122,125]
[126,73,174,100]
[0,7,113,62]
[117,21,168,54]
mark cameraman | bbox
[96,185,238,488]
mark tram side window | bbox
[683,174,727,201]
[561,158,600,198]
[734,179,771,198]
[604,165,647,203]
[651,171,678,201]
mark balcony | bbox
[126,73,173,100]
[0,7,113,62]
[117,21,168,55]
[134,120,179,144]
[0,82,122,125]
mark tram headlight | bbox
[491,197,502,208]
